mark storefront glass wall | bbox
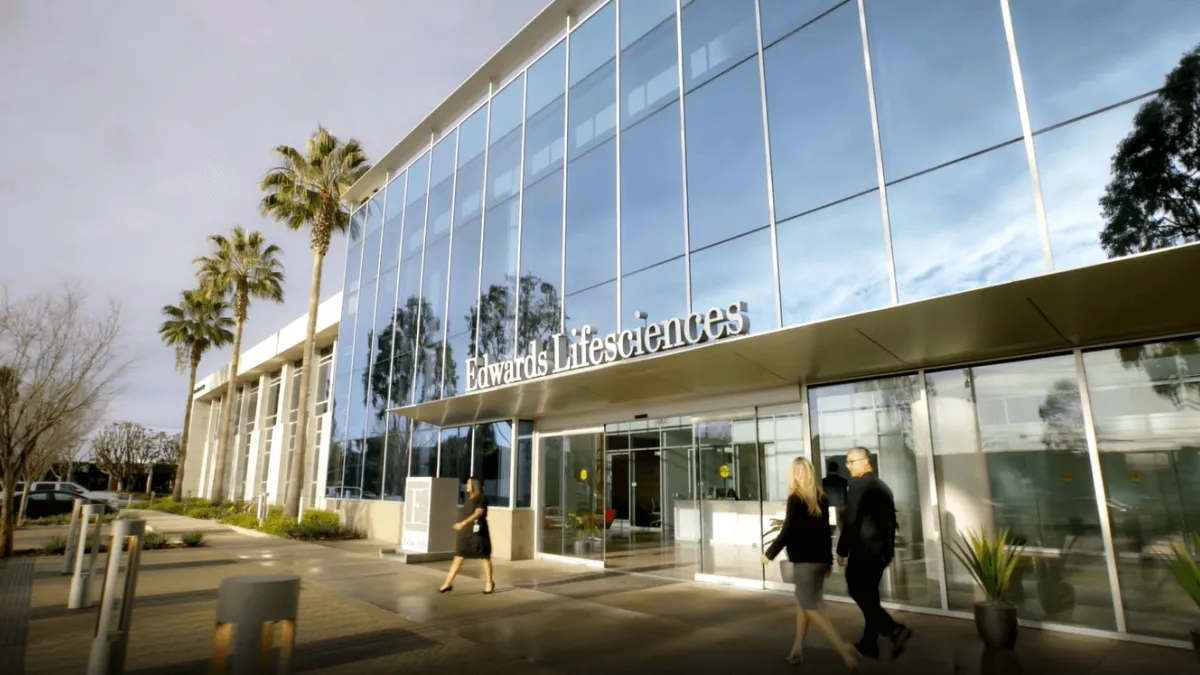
[533,336,1200,643]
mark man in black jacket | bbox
[835,447,913,660]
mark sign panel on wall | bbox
[464,301,750,393]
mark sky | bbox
[0,0,545,433]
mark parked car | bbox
[21,489,118,519]
[29,481,119,505]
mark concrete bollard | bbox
[184,490,191,512]
[62,498,87,575]
[87,518,146,675]
[68,504,106,609]
[211,575,301,675]
[256,493,268,525]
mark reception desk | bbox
[675,500,787,546]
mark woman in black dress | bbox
[761,457,859,669]
[438,477,495,594]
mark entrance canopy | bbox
[391,244,1200,427]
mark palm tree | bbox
[195,227,285,505]
[260,125,369,518]
[158,288,234,502]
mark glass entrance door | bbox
[538,432,604,562]
[694,413,765,584]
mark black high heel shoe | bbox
[438,586,453,594]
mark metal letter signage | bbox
[464,301,750,393]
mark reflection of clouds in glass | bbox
[778,193,890,325]
[1035,102,1139,271]
[1010,0,1200,130]
[887,143,1042,303]
[690,229,776,334]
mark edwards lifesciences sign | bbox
[465,301,750,393]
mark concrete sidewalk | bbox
[5,511,1196,674]
[140,511,1196,675]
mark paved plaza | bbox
[1,511,1195,674]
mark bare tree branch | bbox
[90,421,157,492]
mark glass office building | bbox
[326,0,1200,645]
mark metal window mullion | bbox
[799,383,814,463]
[438,131,463,401]
[560,16,572,330]
[999,0,1053,273]
[856,0,899,306]
[916,370,951,612]
[380,171,410,500]
[508,418,518,506]
[614,0,624,331]
[753,0,783,330]
[474,81,495,359]
[514,74,530,357]
[1074,348,1128,633]
[675,0,693,314]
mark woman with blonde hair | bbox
[762,457,859,670]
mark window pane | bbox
[929,356,1117,630]
[1084,338,1200,639]
[620,17,679,128]
[689,229,776,334]
[764,3,876,220]
[440,427,472,505]
[620,0,674,49]
[565,281,617,340]
[681,0,757,92]
[759,0,843,47]
[568,61,616,159]
[571,2,615,86]
[326,441,345,494]
[565,138,617,293]
[684,59,768,251]
[476,421,513,507]
[519,168,565,352]
[446,154,484,339]
[442,331,475,398]
[414,235,450,403]
[525,97,566,185]
[887,143,1042,304]
[621,102,684,273]
[515,437,533,508]
[487,127,522,207]
[410,423,438,478]
[341,439,364,493]
[527,41,566,119]
[362,436,384,500]
[622,258,686,330]
[359,197,384,287]
[478,197,520,359]
[430,131,457,189]
[458,105,488,168]
[348,368,367,441]
[865,0,1022,180]
[1010,0,1200,132]
[490,76,525,143]
[777,192,890,326]
[809,374,940,608]
[379,173,406,275]
[383,423,409,501]
[350,279,376,375]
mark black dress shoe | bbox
[889,626,913,659]
[853,640,880,660]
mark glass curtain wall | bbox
[258,373,282,498]
[539,431,605,562]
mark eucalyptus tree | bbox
[194,227,285,505]
[158,288,234,501]
[260,126,369,518]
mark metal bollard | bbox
[184,490,191,512]
[62,498,87,575]
[256,493,268,525]
[87,518,146,675]
[68,504,106,609]
[211,575,301,675]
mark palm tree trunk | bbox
[172,353,201,502]
[284,249,325,519]
[210,317,245,506]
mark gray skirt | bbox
[787,562,830,609]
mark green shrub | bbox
[184,498,213,509]
[24,513,72,527]
[42,536,68,555]
[117,511,139,520]
[185,506,221,520]
[258,513,297,538]
[142,532,170,550]
[300,510,341,528]
[149,498,185,515]
[218,512,259,529]
[181,531,207,548]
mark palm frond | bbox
[158,287,235,372]
[1166,535,1200,611]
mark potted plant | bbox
[950,528,1026,650]
[1165,535,1200,662]
[566,513,599,557]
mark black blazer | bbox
[836,473,897,562]
[764,494,833,564]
